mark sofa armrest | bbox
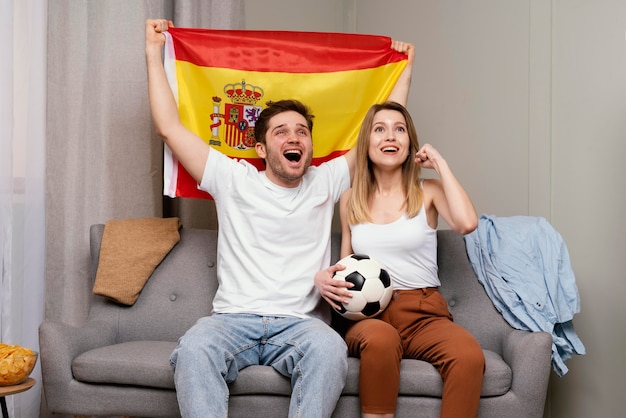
[502,329,552,415]
[39,320,116,407]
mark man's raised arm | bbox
[145,19,209,184]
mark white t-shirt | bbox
[200,150,350,322]
[350,204,440,290]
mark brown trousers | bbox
[345,288,485,417]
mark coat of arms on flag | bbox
[210,80,264,150]
[163,28,408,199]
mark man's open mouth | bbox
[284,150,302,162]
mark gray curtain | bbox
[44,1,244,413]
[46,0,243,324]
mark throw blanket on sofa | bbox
[93,217,181,305]
[464,214,586,376]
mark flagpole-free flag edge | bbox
[167,28,406,73]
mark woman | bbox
[316,101,485,418]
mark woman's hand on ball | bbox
[314,264,353,310]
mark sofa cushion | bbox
[72,341,176,389]
[92,217,182,305]
[72,342,511,398]
[478,350,512,396]
[343,350,510,398]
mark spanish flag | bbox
[163,28,407,199]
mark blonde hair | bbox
[347,101,423,225]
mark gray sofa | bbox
[39,225,552,417]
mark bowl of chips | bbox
[0,344,38,386]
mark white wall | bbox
[245,1,626,417]
[244,0,355,33]
[549,1,626,417]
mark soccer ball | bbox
[332,254,393,321]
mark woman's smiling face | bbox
[368,109,410,168]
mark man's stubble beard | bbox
[265,149,313,185]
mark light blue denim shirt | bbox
[464,214,586,376]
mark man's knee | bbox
[307,325,348,373]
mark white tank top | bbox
[350,203,440,289]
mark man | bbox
[145,19,413,418]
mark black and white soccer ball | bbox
[332,254,393,321]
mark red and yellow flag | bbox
[163,28,407,199]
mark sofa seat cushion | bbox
[343,350,511,398]
[72,341,177,389]
[229,365,292,395]
[73,343,511,398]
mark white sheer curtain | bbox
[0,0,46,417]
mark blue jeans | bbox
[170,313,348,418]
